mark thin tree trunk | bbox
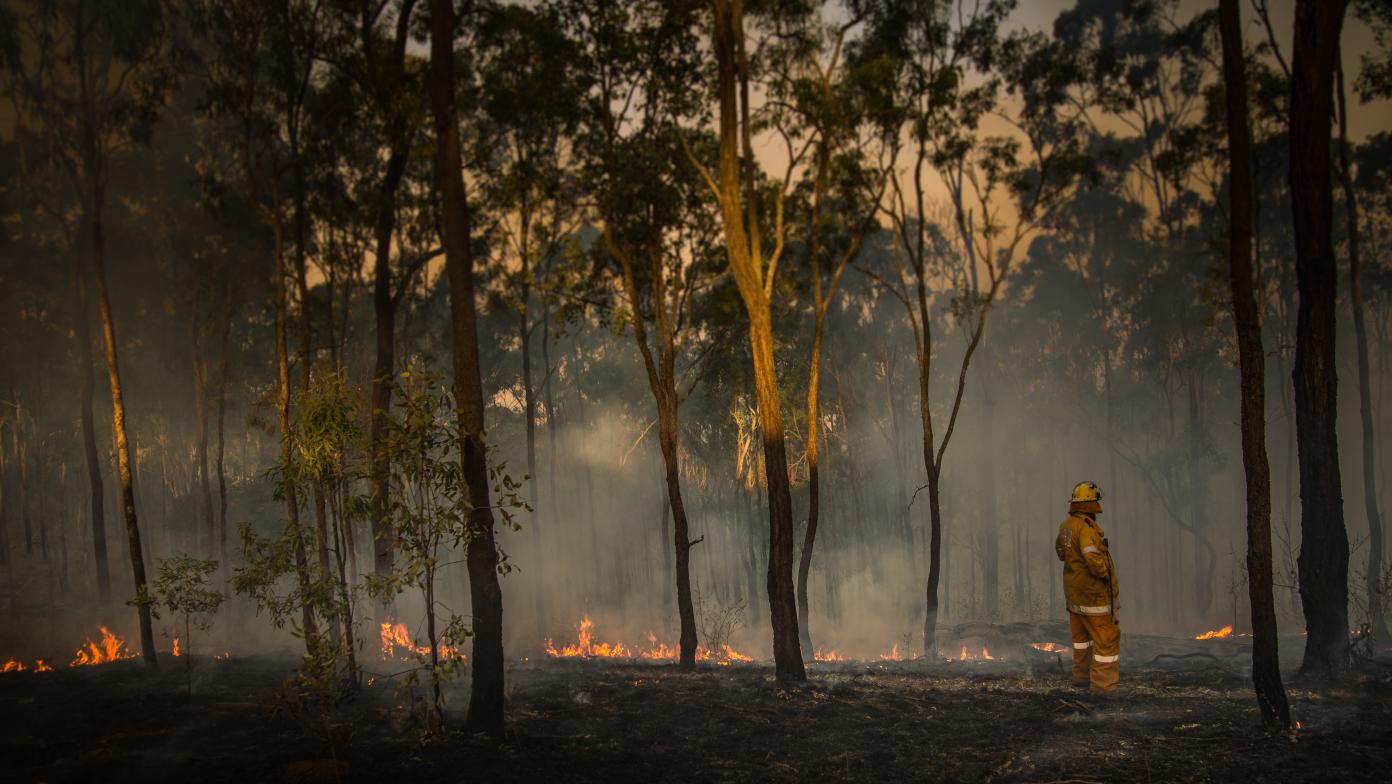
[88,201,156,665]
[370,145,407,606]
[1290,0,1351,680]
[1335,56,1388,643]
[429,0,505,736]
[214,276,233,568]
[274,219,320,659]
[73,253,110,602]
[191,300,213,555]
[1220,0,1292,726]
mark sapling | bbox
[152,554,224,697]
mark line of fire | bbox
[0,0,1389,781]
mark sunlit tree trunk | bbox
[88,196,156,666]
[707,0,805,683]
[429,0,505,736]
[1219,0,1292,727]
[1334,55,1388,644]
[1289,0,1351,680]
[72,254,110,602]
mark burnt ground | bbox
[1,632,1389,783]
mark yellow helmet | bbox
[1070,481,1102,504]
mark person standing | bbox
[1056,481,1120,693]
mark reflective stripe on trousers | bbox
[1068,603,1111,615]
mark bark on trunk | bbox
[429,0,505,736]
[88,203,156,665]
[73,253,110,602]
[710,0,805,684]
[370,145,408,601]
[1220,0,1292,726]
[1289,0,1351,680]
[1335,56,1388,644]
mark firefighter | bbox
[1055,481,1120,693]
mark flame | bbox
[1031,642,1069,653]
[172,638,181,657]
[379,620,461,661]
[70,627,138,667]
[1195,625,1234,640]
[545,617,754,664]
[944,644,995,661]
[813,649,844,662]
[2,658,54,673]
[879,643,905,661]
[545,616,631,658]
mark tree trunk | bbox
[273,220,320,659]
[1289,0,1351,680]
[370,145,408,606]
[191,300,213,555]
[214,276,233,568]
[429,0,505,736]
[88,202,156,665]
[709,0,805,684]
[72,253,110,602]
[1335,56,1388,644]
[1220,0,1292,727]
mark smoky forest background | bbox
[0,0,1390,774]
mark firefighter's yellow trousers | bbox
[1069,611,1119,693]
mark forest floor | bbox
[1,628,1390,783]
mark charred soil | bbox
[1,647,1389,783]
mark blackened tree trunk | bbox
[606,229,701,669]
[1219,0,1292,727]
[709,0,805,683]
[72,254,110,602]
[1335,56,1388,644]
[1289,0,1351,680]
[88,200,156,666]
[429,0,505,736]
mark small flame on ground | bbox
[3,658,53,673]
[545,616,754,665]
[879,644,906,661]
[380,620,462,661]
[813,649,844,662]
[172,637,181,657]
[1195,625,1234,640]
[70,627,138,667]
[1030,642,1069,653]
[944,645,995,661]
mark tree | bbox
[1335,41,1388,646]
[1289,0,1351,680]
[698,0,806,683]
[427,0,506,737]
[152,554,224,697]
[856,0,1083,652]
[1218,0,1290,727]
[1,0,175,664]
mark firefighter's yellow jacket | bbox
[1055,512,1119,615]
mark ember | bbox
[1030,642,1069,653]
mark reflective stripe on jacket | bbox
[1056,512,1119,614]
